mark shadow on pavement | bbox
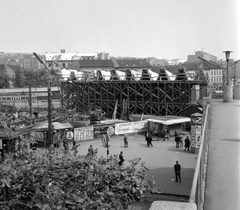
[145,167,194,196]
[167,147,191,153]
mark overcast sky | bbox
[1,0,239,60]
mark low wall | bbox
[150,201,196,210]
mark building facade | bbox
[188,51,218,63]
[45,51,99,71]
[23,54,41,70]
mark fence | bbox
[189,92,212,209]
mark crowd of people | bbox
[174,130,191,151]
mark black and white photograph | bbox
[0,0,239,209]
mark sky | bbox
[1,0,239,60]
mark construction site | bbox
[61,67,207,119]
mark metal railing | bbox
[189,101,211,209]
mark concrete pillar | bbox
[202,86,213,98]
[149,201,197,210]
[233,84,240,100]
[191,85,200,102]
[223,84,233,102]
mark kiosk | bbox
[190,113,203,154]
[146,116,191,139]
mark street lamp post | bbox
[223,50,232,85]
[223,50,233,102]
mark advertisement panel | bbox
[195,135,201,148]
[74,126,94,141]
[0,139,2,149]
[115,121,148,135]
[93,124,115,138]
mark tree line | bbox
[0,68,60,89]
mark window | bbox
[62,63,66,68]
[56,63,59,67]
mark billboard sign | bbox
[74,126,94,141]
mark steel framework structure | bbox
[61,80,206,118]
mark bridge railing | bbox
[189,94,212,209]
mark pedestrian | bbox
[162,129,166,141]
[88,145,94,155]
[167,127,170,140]
[174,161,181,183]
[63,137,68,151]
[118,151,125,166]
[174,130,178,139]
[145,132,149,146]
[123,134,128,148]
[184,136,190,151]
[179,135,183,147]
[175,135,180,148]
[148,134,153,147]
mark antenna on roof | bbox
[193,46,198,54]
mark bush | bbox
[0,138,156,210]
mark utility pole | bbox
[33,53,53,146]
[29,83,32,125]
[33,52,61,147]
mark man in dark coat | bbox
[118,151,125,166]
[88,145,94,155]
[175,136,180,148]
[147,135,153,147]
[174,161,181,183]
[184,136,190,151]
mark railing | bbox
[189,101,211,209]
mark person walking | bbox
[118,151,125,166]
[123,134,128,148]
[184,136,190,151]
[175,135,180,148]
[179,134,183,147]
[147,134,153,147]
[145,132,149,146]
[162,128,166,141]
[174,161,181,183]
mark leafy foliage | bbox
[0,73,10,88]
[14,67,25,88]
[0,138,159,210]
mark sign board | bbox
[191,113,203,153]
[115,121,147,135]
[74,126,94,141]
[66,131,74,140]
[195,135,201,148]
[195,126,202,135]
[0,139,2,149]
[94,124,115,138]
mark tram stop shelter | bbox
[146,115,191,137]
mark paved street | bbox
[72,134,197,196]
[204,99,240,210]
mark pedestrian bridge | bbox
[150,89,240,210]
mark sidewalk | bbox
[72,134,197,196]
[204,99,240,210]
